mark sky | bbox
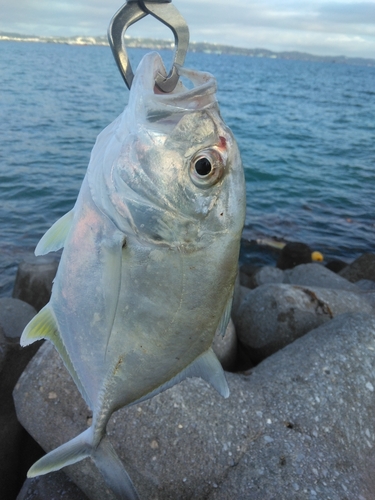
[1,0,375,59]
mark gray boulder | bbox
[0,297,37,340]
[12,254,59,311]
[17,472,88,500]
[13,313,375,499]
[236,283,374,362]
[253,266,285,288]
[239,265,284,290]
[284,263,358,291]
[356,279,375,291]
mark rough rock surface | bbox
[12,254,59,311]
[17,472,88,500]
[13,313,375,500]
[0,297,37,339]
[339,253,375,283]
[236,283,374,362]
[283,263,359,291]
[356,279,375,291]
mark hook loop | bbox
[108,0,189,93]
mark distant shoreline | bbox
[1,31,374,68]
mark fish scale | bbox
[20,52,246,499]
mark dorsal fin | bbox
[35,210,74,256]
[21,305,91,408]
[131,348,229,406]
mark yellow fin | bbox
[35,210,74,256]
[20,304,59,346]
[21,305,91,407]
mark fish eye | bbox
[189,149,224,189]
[195,157,212,176]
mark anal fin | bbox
[20,305,91,408]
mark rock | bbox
[240,265,285,290]
[17,471,88,500]
[0,298,43,499]
[325,259,348,273]
[236,283,374,362]
[212,319,237,371]
[231,285,251,328]
[13,313,375,499]
[12,254,59,311]
[255,266,284,286]
[339,253,375,283]
[239,263,260,288]
[0,325,7,374]
[284,262,359,291]
[356,279,375,291]
[276,242,312,270]
[0,297,38,340]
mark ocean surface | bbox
[0,41,374,296]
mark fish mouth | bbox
[127,52,219,129]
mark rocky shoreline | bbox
[0,248,374,499]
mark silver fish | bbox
[21,52,246,499]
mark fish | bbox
[21,52,246,499]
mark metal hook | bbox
[108,0,190,93]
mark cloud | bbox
[0,0,374,58]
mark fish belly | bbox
[103,236,239,410]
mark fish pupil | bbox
[195,157,212,176]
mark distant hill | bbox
[1,31,374,68]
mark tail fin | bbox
[27,427,92,477]
[93,435,139,500]
[27,427,139,500]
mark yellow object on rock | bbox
[312,251,324,262]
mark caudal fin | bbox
[93,435,139,500]
[27,428,139,500]
[28,427,92,477]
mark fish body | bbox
[21,52,246,499]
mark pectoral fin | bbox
[35,210,74,255]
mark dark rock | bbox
[13,313,375,499]
[212,319,237,371]
[325,259,348,273]
[239,263,260,288]
[0,325,7,373]
[339,253,375,283]
[12,254,59,311]
[276,242,312,270]
[283,262,359,291]
[236,283,374,362]
[17,471,88,500]
[0,298,43,499]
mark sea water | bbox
[0,41,374,295]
